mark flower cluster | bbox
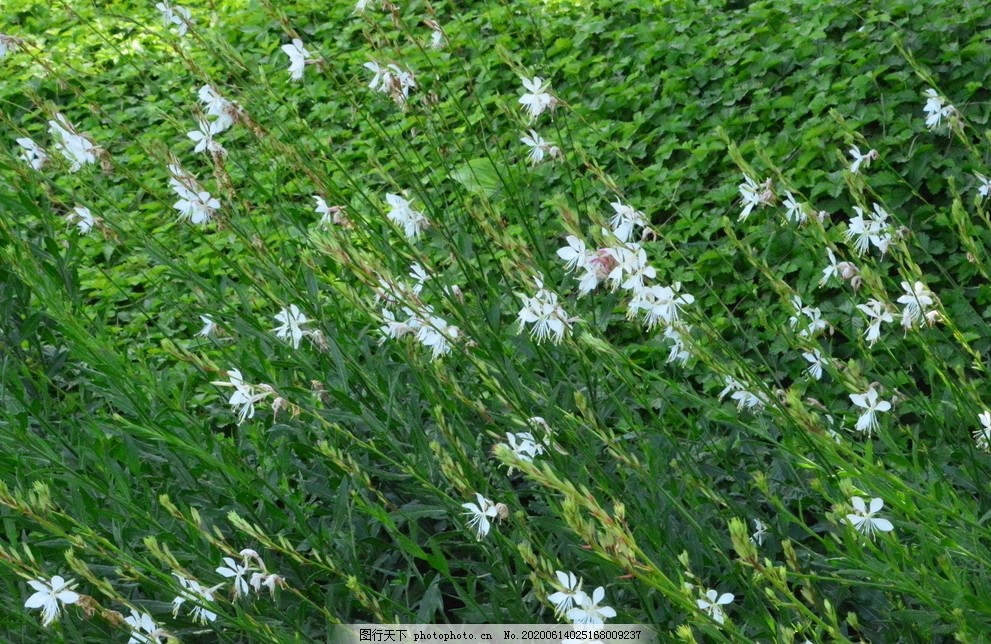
[124,608,167,643]
[173,549,284,624]
[273,304,319,349]
[168,163,220,225]
[172,574,222,624]
[517,277,572,344]
[187,119,226,156]
[499,431,545,474]
[156,2,193,36]
[719,375,767,412]
[856,298,894,347]
[216,549,285,598]
[896,280,937,329]
[737,174,775,221]
[782,191,809,224]
[547,571,617,625]
[365,62,416,105]
[555,201,694,358]
[48,113,99,172]
[377,265,461,360]
[819,248,860,290]
[211,368,281,424]
[846,203,892,256]
[385,193,429,239]
[788,295,827,338]
[198,84,242,133]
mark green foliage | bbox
[2,0,991,641]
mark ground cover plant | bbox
[2,0,991,641]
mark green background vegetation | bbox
[2,0,991,641]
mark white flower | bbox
[846,496,894,539]
[48,113,98,172]
[157,2,192,36]
[407,263,431,294]
[415,311,459,359]
[171,574,220,624]
[249,572,284,596]
[354,0,374,13]
[663,323,692,365]
[976,173,991,200]
[314,196,347,227]
[750,519,768,546]
[789,296,827,338]
[187,119,226,155]
[124,608,164,644]
[197,85,238,133]
[517,278,571,344]
[168,163,218,225]
[782,191,808,224]
[609,201,649,242]
[217,557,251,598]
[896,280,935,329]
[845,204,892,256]
[629,283,694,329]
[174,190,220,225]
[557,235,595,273]
[67,205,96,234]
[566,586,616,625]
[24,575,79,627]
[849,385,891,436]
[604,242,655,292]
[426,20,445,49]
[364,62,416,104]
[520,129,560,164]
[696,589,734,625]
[461,493,499,539]
[848,145,878,174]
[212,368,274,424]
[719,376,767,411]
[975,411,991,452]
[281,38,313,81]
[379,308,417,341]
[385,193,429,239]
[273,304,309,349]
[737,174,766,221]
[802,348,828,380]
[503,431,544,467]
[856,298,894,347]
[547,571,587,618]
[519,76,556,122]
[197,315,216,338]
[17,137,48,170]
[923,88,955,131]
[819,248,860,288]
